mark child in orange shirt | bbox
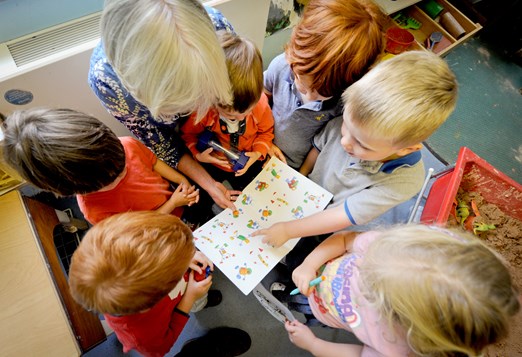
[1,108,199,224]
[182,31,274,191]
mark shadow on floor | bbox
[426,35,522,184]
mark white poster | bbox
[193,157,332,295]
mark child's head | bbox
[1,108,125,196]
[216,31,263,120]
[341,51,458,160]
[285,0,386,100]
[69,211,195,315]
[359,225,520,356]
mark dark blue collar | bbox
[380,151,422,173]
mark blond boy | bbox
[255,51,458,247]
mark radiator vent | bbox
[7,13,101,67]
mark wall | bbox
[262,28,292,70]
[0,0,104,43]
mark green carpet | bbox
[426,36,522,184]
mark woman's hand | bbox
[208,181,241,210]
[235,151,261,176]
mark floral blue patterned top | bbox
[88,6,234,168]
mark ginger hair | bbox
[285,0,386,98]
[69,211,195,315]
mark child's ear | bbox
[395,143,423,157]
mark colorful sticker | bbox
[285,177,298,190]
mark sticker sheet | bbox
[193,157,333,295]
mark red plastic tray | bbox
[421,147,522,225]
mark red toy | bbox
[194,266,212,282]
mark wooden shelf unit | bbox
[386,0,482,56]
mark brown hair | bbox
[285,0,386,98]
[1,108,125,196]
[69,211,195,315]
[217,31,264,113]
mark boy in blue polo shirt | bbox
[254,51,458,248]
[263,0,386,170]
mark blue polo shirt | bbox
[264,53,343,169]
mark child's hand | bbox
[196,148,231,168]
[252,222,290,248]
[184,270,212,303]
[235,151,261,176]
[183,184,200,206]
[292,264,318,297]
[268,144,287,164]
[168,183,199,207]
[189,251,213,274]
[285,320,317,351]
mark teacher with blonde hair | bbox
[89,0,240,213]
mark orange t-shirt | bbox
[77,137,173,224]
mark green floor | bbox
[426,36,522,183]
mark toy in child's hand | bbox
[194,266,212,282]
[197,130,249,172]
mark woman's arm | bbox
[177,154,239,210]
[154,159,190,186]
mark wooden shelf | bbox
[386,0,482,57]
[374,0,422,15]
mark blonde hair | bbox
[69,211,195,315]
[343,51,458,147]
[217,31,263,113]
[359,225,520,356]
[101,0,232,121]
[286,0,386,97]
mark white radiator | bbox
[0,0,270,137]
